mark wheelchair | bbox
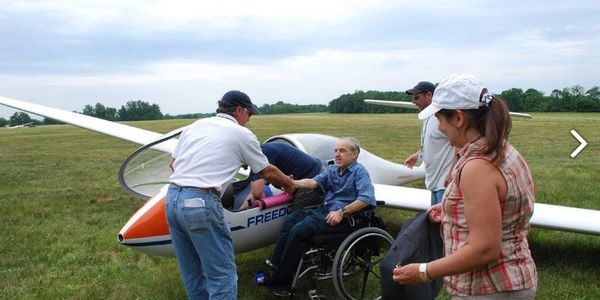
[289,210,393,300]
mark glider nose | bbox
[117,185,173,256]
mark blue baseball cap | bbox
[221,90,261,115]
[405,81,436,95]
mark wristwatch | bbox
[341,207,349,217]
[419,263,431,282]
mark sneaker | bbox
[254,270,270,286]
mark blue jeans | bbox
[166,185,237,300]
[269,206,333,288]
[269,207,317,267]
[431,189,445,205]
[269,189,324,266]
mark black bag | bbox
[380,212,444,300]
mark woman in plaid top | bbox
[393,73,537,299]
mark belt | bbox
[170,183,221,198]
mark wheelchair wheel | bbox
[332,227,393,300]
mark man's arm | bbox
[294,178,318,190]
[404,151,421,169]
[341,199,369,215]
[240,179,267,210]
[258,164,296,194]
[251,179,266,199]
[325,199,369,226]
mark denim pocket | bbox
[183,201,209,233]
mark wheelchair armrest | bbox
[345,209,386,231]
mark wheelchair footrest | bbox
[308,289,328,300]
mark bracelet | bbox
[341,207,349,217]
[418,263,431,282]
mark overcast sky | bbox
[1,0,599,119]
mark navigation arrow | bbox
[570,129,588,158]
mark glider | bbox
[6,121,35,128]
[364,99,533,118]
[1,95,597,258]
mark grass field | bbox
[1,112,599,299]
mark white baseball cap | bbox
[418,73,485,120]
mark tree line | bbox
[501,86,600,112]
[1,99,328,127]
[81,100,163,121]
[2,84,599,127]
[1,100,165,127]
[328,85,600,113]
[259,101,328,114]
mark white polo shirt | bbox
[421,115,453,192]
[169,113,269,192]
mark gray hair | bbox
[216,100,236,116]
[339,136,361,155]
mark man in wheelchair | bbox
[259,137,377,296]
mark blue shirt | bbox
[313,161,376,211]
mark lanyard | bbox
[421,117,430,150]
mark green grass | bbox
[1,113,599,299]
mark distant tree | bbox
[522,88,547,112]
[0,117,7,127]
[82,102,118,120]
[118,100,163,121]
[586,86,600,102]
[82,104,94,116]
[567,85,587,111]
[9,112,32,126]
[328,90,412,113]
[544,85,600,112]
[547,89,564,112]
[500,88,525,112]
[258,101,328,114]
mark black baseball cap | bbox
[405,81,436,95]
[221,90,261,115]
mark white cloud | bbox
[6,0,390,36]
[1,1,600,119]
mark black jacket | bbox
[381,212,444,300]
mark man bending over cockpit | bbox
[240,142,323,210]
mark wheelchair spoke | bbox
[361,266,369,299]
[332,227,394,300]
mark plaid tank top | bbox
[441,137,537,296]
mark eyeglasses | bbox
[243,107,253,117]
